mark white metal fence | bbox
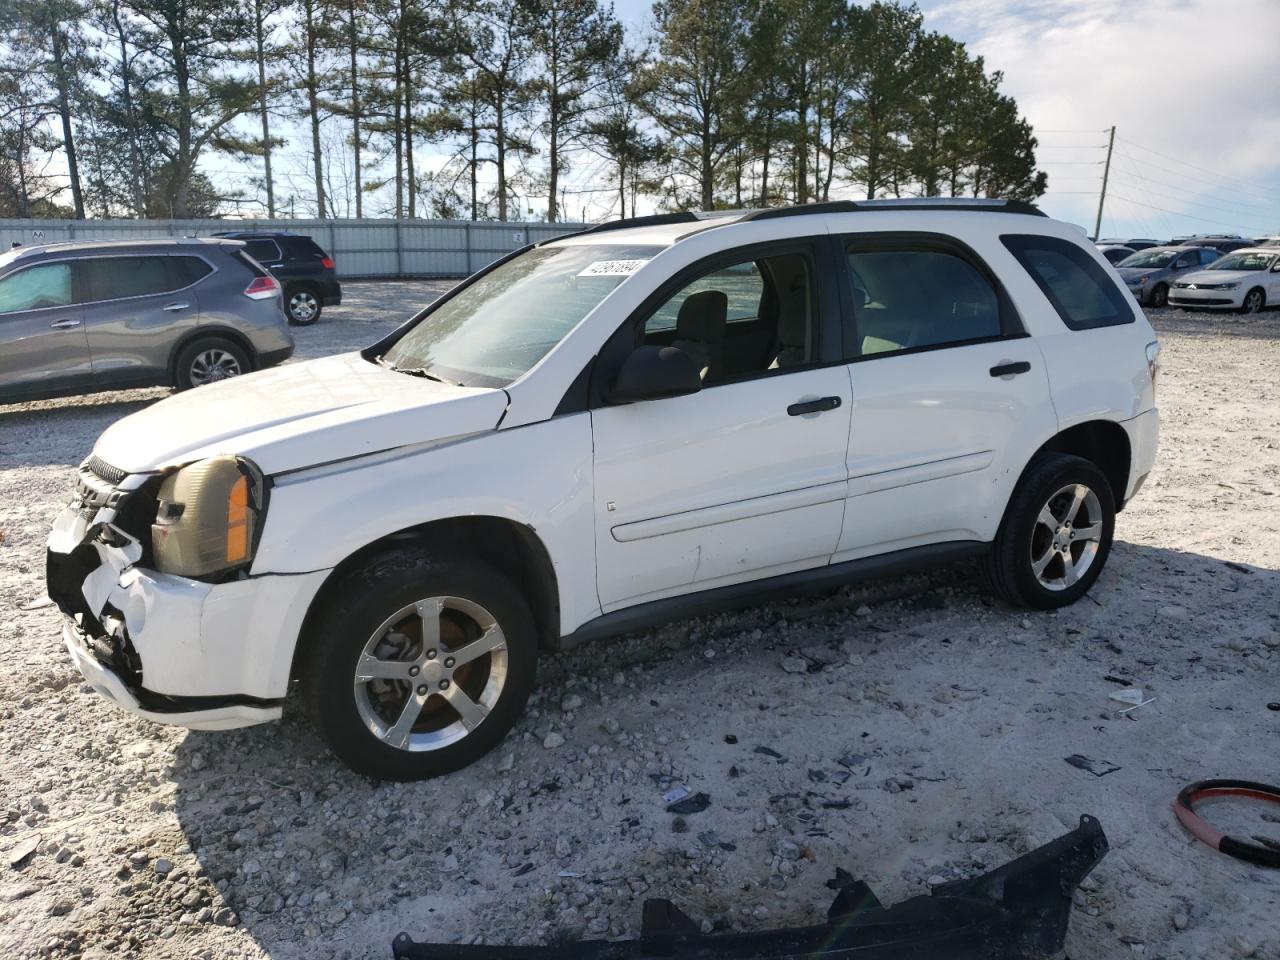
[0,217,583,279]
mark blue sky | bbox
[611,0,1280,239]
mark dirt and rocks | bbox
[1,285,1278,959]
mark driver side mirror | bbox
[609,345,702,403]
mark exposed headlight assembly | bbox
[152,455,265,578]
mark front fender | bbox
[251,414,601,634]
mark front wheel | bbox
[1149,283,1168,308]
[984,453,1116,610]
[1241,288,1265,315]
[299,548,537,780]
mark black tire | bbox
[173,336,251,390]
[984,453,1116,610]
[1241,288,1265,315]
[1149,283,1168,308]
[285,284,322,325]
[299,547,537,781]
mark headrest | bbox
[675,290,728,343]
[777,281,808,348]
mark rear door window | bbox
[79,256,179,303]
[1001,234,1136,330]
[242,239,282,263]
[843,243,1003,357]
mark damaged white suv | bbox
[47,199,1160,780]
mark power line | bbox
[1106,194,1273,232]
[1114,136,1280,205]
[1108,171,1272,221]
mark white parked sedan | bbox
[1168,248,1280,313]
[47,199,1161,780]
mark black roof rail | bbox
[740,197,1046,221]
[569,211,701,237]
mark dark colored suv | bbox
[211,231,342,325]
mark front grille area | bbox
[73,457,128,521]
[86,454,128,485]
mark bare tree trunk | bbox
[347,0,362,217]
[49,27,83,218]
[109,0,146,215]
[392,41,403,219]
[170,19,193,218]
[495,95,507,221]
[253,0,275,217]
[304,0,325,217]
[468,95,478,220]
[404,63,415,218]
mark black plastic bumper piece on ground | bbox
[392,815,1108,960]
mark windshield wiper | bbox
[373,355,463,386]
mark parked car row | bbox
[0,231,342,404]
[1096,234,1280,313]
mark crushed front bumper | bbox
[393,815,1109,960]
[46,458,328,729]
[62,619,280,730]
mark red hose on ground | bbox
[1173,779,1280,868]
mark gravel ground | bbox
[1,284,1278,960]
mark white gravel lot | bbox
[1,283,1278,960]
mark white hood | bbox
[1178,269,1259,286]
[93,353,509,475]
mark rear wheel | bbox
[285,285,322,325]
[984,453,1115,610]
[300,547,537,780]
[173,337,250,390]
[1241,288,1265,314]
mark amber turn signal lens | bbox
[226,475,250,564]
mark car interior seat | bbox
[672,289,728,381]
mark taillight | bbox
[243,276,280,300]
[320,257,335,269]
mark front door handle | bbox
[48,318,82,330]
[162,302,190,312]
[990,361,1031,378]
[788,396,842,416]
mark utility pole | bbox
[1094,125,1115,239]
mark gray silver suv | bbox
[0,238,294,404]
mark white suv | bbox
[46,199,1160,780]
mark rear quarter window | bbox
[284,236,327,259]
[1001,234,1136,330]
[242,239,282,263]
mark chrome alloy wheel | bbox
[353,596,508,751]
[1242,289,1264,314]
[289,290,318,322]
[1030,483,1104,591]
[189,348,243,384]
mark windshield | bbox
[1209,251,1276,271]
[382,243,663,386]
[1117,249,1176,268]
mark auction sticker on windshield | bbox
[577,259,651,277]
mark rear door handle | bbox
[48,318,82,330]
[788,396,842,416]
[990,361,1031,378]
[162,302,190,312]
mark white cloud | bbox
[923,0,1280,237]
